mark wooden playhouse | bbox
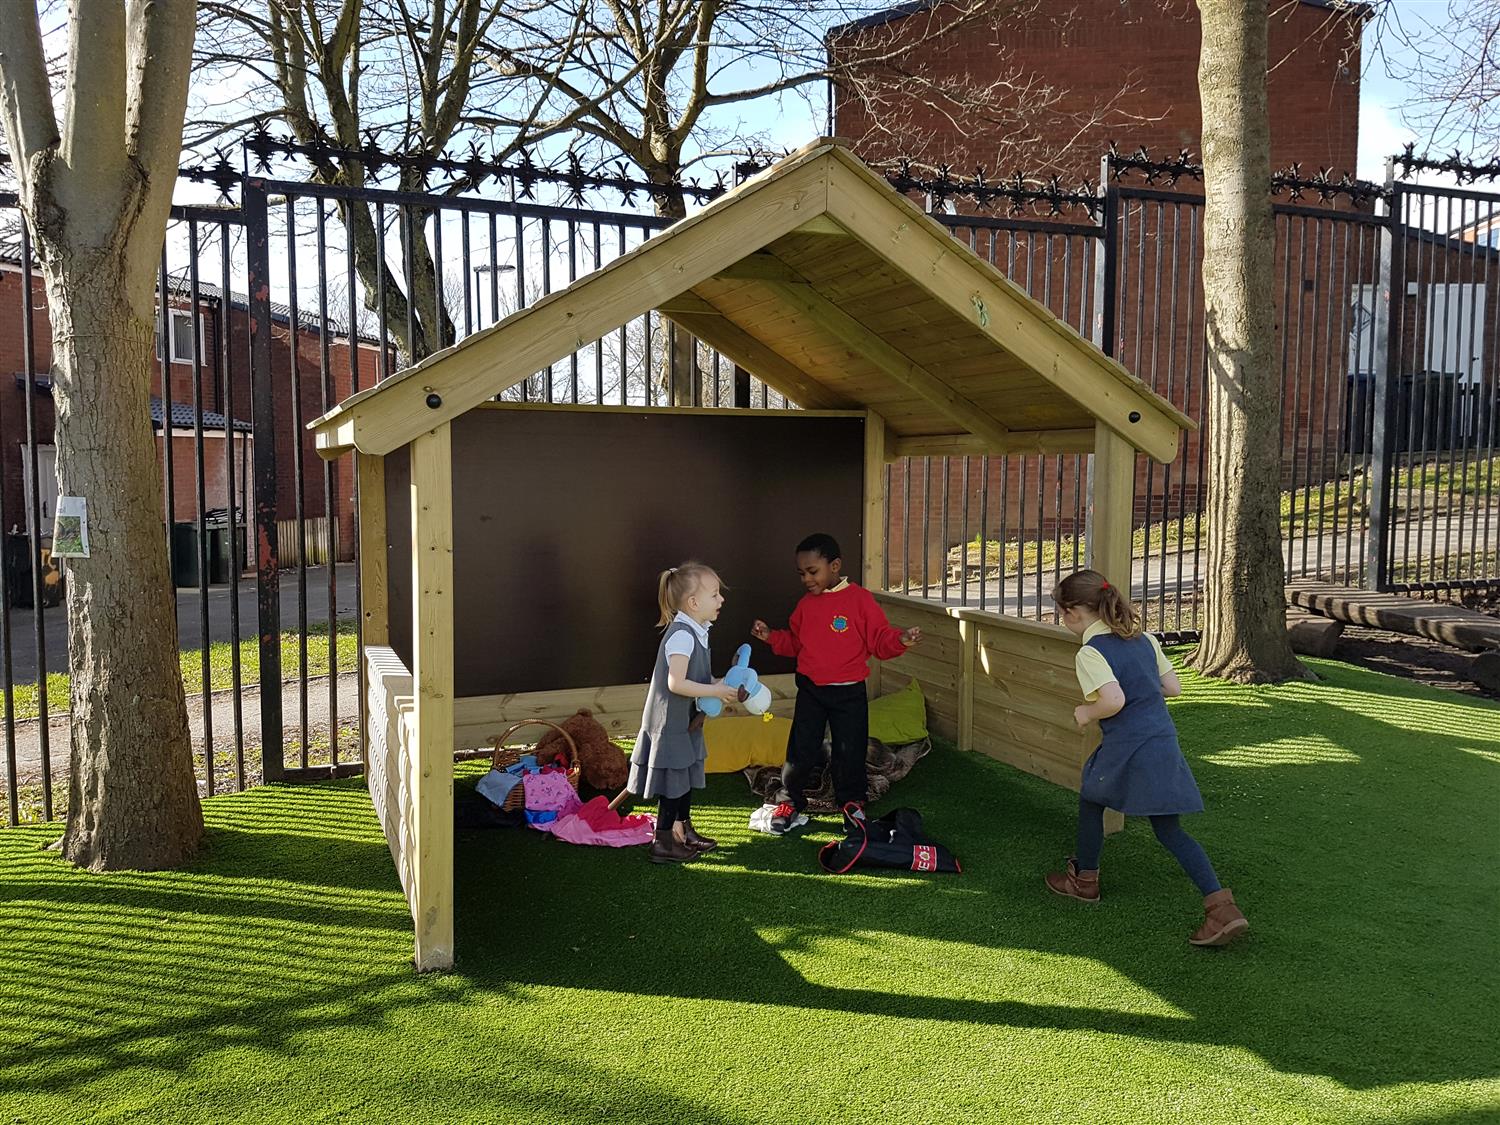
[310,140,1192,971]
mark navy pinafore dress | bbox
[1081,633,1203,816]
[627,620,710,800]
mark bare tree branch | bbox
[0,0,59,194]
[62,1,127,196]
[125,0,198,185]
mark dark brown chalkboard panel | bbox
[386,407,864,697]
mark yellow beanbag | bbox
[869,676,928,744]
[703,715,790,772]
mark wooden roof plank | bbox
[756,279,1014,448]
[309,143,1191,464]
[658,296,850,411]
[311,151,833,456]
[822,154,1191,463]
[889,429,1095,459]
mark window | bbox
[157,308,204,364]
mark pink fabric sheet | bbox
[540,796,656,848]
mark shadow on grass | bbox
[450,657,1500,1093]
[2,657,1496,1113]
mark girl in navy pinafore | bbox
[627,562,741,865]
[1045,569,1250,947]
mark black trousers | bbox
[776,674,869,810]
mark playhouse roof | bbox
[310,141,1193,464]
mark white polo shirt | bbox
[663,611,711,661]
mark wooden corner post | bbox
[410,425,455,971]
[1088,422,1135,590]
[864,410,886,698]
[1089,421,1135,836]
[357,453,390,647]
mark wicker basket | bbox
[489,719,581,813]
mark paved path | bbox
[6,671,360,787]
[910,506,1500,620]
[0,563,357,685]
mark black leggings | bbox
[1075,797,1222,896]
[656,791,693,831]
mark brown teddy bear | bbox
[533,708,630,792]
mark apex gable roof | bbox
[311,141,1192,463]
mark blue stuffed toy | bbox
[698,643,773,722]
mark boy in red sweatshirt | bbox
[750,533,921,835]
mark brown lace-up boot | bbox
[676,820,717,853]
[1044,858,1100,902]
[1189,889,1249,946]
[650,827,698,864]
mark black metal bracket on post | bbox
[244,177,284,780]
[1366,170,1403,592]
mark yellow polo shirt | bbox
[1075,620,1173,701]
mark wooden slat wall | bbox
[874,593,1094,794]
[452,673,800,750]
[876,595,963,741]
[365,644,417,913]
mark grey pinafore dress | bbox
[627,620,710,800]
[1081,632,1203,816]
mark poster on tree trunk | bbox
[52,496,89,558]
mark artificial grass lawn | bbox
[3,656,1498,1124]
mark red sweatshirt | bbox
[765,581,909,685]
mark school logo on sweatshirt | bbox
[830,615,850,633]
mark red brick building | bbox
[829,0,1364,185]
[0,246,383,581]
[829,0,1376,586]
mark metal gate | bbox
[4,140,1500,825]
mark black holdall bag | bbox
[818,804,962,875]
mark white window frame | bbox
[163,308,206,365]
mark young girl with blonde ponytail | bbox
[1047,569,1249,947]
[626,562,741,864]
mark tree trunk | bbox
[1192,0,1310,683]
[0,0,201,868]
[49,259,204,868]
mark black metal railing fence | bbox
[3,138,1499,823]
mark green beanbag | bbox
[868,676,928,745]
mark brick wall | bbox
[829,2,1388,587]
[831,0,1363,182]
[0,264,382,565]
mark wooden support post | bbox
[356,452,389,773]
[1090,420,1134,837]
[865,409,886,698]
[410,425,455,971]
[1088,421,1136,589]
[357,453,389,647]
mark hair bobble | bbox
[1099,581,1109,590]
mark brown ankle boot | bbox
[1044,858,1100,902]
[1189,888,1249,946]
[676,819,717,853]
[650,828,698,864]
